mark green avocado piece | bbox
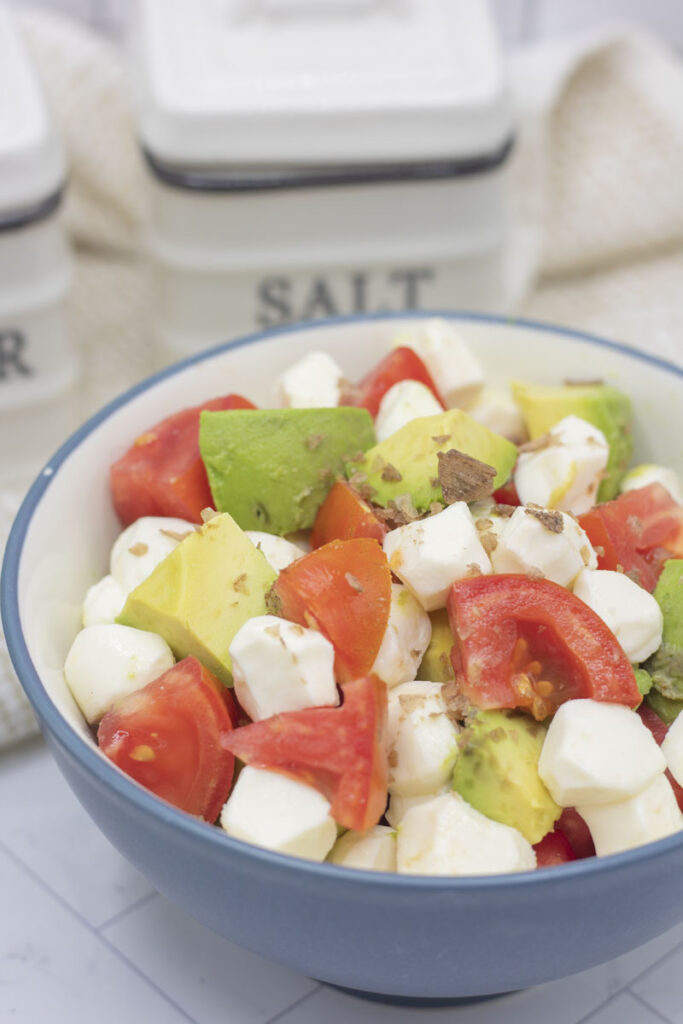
[645,689,683,725]
[117,513,276,686]
[510,380,632,501]
[452,709,560,845]
[348,410,517,512]
[643,559,683,700]
[416,609,455,683]
[634,667,653,696]
[200,407,375,535]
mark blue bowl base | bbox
[322,982,518,1007]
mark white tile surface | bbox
[1,733,683,1023]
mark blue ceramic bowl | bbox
[3,313,683,1001]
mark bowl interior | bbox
[7,312,683,768]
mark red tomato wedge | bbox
[579,483,683,592]
[269,538,392,683]
[556,808,596,859]
[638,705,683,813]
[349,346,445,418]
[110,393,256,526]
[310,480,388,549]
[492,479,521,507]
[222,674,388,831]
[447,575,641,720]
[98,657,236,823]
[533,828,577,868]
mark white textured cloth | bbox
[1,13,683,747]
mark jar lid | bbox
[132,0,513,168]
[0,3,66,218]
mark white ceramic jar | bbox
[0,3,76,484]
[132,0,514,365]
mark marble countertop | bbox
[1,735,682,1024]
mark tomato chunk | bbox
[447,575,641,719]
[579,483,683,592]
[310,480,387,549]
[350,347,445,418]
[269,538,392,682]
[222,674,388,831]
[533,828,577,868]
[98,657,236,822]
[638,705,683,813]
[110,393,256,526]
[556,808,596,859]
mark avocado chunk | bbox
[348,410,517,512]
[634,667,653,696]
[452,708,560,844]
[200,407,375,535]
[416,609,455,683]
[117,513,276,686]
[643,559,683,700]
[645,689,683,725]
[510,380,632,501]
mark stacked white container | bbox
[131,0,515,364]
[0,3,76,484]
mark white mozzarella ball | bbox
[219,767,337,861]
[538,699,666,807]
[383,502,491,612]
[392,318,484,409]
[573,569,663,664]
[371,584,432,688]
[245,531,306,573]
[64,623,174,723]
[82,574,127,626]
[229,615,338,721]
[514,415,609,516]
[578,775,683,857]
[490,506,597,588]
[385,789,448,829]
[110,516,196,594]
[661,713,683,788]
[276,351,343,408]
[467,387,528,443]
[374,380,443,442]
[387,681,460,797]
[328,826,397,871]
[396,792,536,876]
[620,464,683,505]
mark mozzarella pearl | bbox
[491,506,597,587]
[245,531,306,572]
[385,789,448,829]
[219,767,337,861]
[374,380,443,442]
[573,568,663,664]
[64,623,174,723]
[620,464,683,505]
[538,699,666,807]
[578,775,683,857]
[229,615,338,721]
[328,826,397,871]
[276,351,343,408]
[396,792,536,875]
[383,502,491,612]
[110,516,196,594]
[371,584,432,688]
[386,681,460,797]
[392,318,484,409]
[514,415,609,516]
[82,574,127,626]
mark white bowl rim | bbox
[3,309,683,889]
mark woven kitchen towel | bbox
[1,11,683,748]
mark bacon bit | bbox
[392,493,420,522]
[437,449,497,504]
[493,503,517,518]
[128,542,148,557]
[305,433,324,451]
[381,463,403,482]
[432,434,452,445]
[348,450,367,464]
[233,573,249,594]
[345,572,364,593]
[398,694,428,715]
[480,531,499,555]
[524,506,564,533]
[429,501,444,516]
[441,678,472,724]
[160,528,195,542]
[264,625,282,638]
[266,587,283,617]
[518,432,556,455]
[465,563,484,577]
[200,507,220,523]
[388,749,398,768]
